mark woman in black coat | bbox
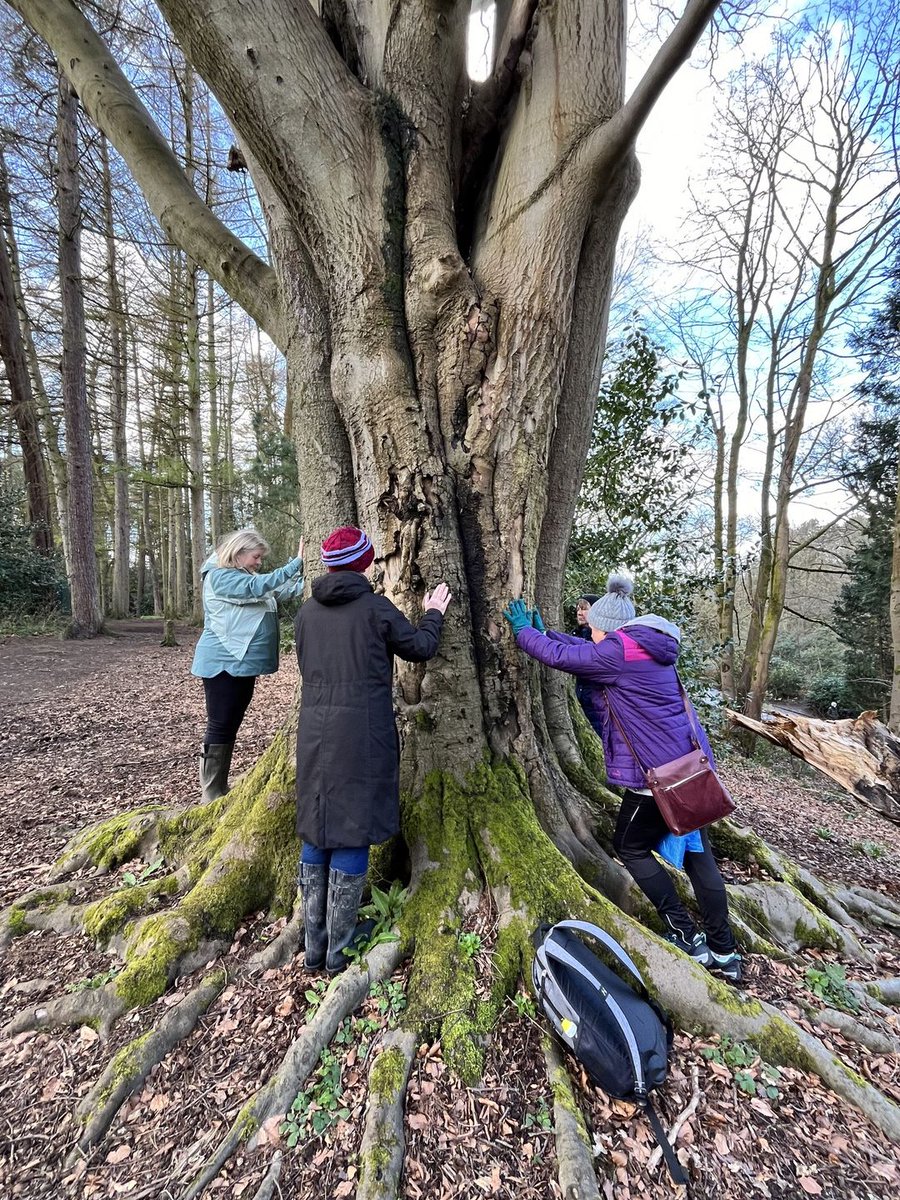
[294,525,451,971]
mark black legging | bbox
[202,672,256,744]
[613,789,735,953]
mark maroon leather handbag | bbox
[604,679,735,836]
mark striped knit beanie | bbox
[321,526,375,572]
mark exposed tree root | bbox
[712,819,874,955]
[250,1151,283,1200]
[69,969,227,1162]
[68,904,307,1163]
[7,737,900,1194]
[182,940,404,1200]
[727,879,869,960]
[866,977,900,1005]
[47,807,171,882]
[617,923,900,1143]
[1,882,82,945]
[4,984,126,1039]
[814,1009,899,1055]
[357,1027,418,1200]
[833,886,900,932]
[543,1035,600,1200]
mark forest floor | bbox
[1,623,899,1199]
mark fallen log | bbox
[726,708,900,824]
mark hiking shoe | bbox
[665,929,712,966]
[708,949,743,983]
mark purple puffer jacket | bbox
[516,623,714,790]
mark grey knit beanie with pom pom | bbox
[587,574,636,632]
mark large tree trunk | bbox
[56,71,102,637]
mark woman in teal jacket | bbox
[191,528,304,801]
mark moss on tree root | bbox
[75,731,301,1010]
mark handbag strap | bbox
[602,635,702,773]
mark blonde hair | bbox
[216,528,270,569]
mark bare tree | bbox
[5,2,900,1188]
[0,144,52,552]
[679,10,900,716]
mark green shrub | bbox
[0,490,67,617]
[767,657,805,699]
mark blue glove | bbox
[503,599,531,636]
[529,607,546,633]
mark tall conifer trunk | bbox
[56,71,102,637]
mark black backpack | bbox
[531,919,688,1186]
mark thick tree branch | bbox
[8,0,284,346]
[157,0,387,299]
[587,0,721,179]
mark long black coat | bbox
[294,571,444,847]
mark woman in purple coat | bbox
[504,575,741,982]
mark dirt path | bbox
[0,622,297,906]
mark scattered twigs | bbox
[542,1036,600,1200]
[182,940,404,1200]
[356,1026,417,1200]
[647,1063,699,1176]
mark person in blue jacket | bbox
[191,528,304,802]
[504,575,741,982]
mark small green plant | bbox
[303,977,328,1014]
[511,991,536,1020]
[369,979,407,1025]
[852,840,886,859]
[804,962,860,1013]
[701,1036,782,1101]
[121,857,165,887]
[343,880,409,964]
[360,880,408,929]
[280,1047,350,1146]
[457,931,482,960]
[64,966,121,993]
[522,1097,552,1131]
[814,827,835,841]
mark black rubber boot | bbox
[200,743,234,803]
[299,862,329,971]
[325,869,369,974]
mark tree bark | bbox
[101,136,131,618]
[0,150,52,554]
[57,72,102,637]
